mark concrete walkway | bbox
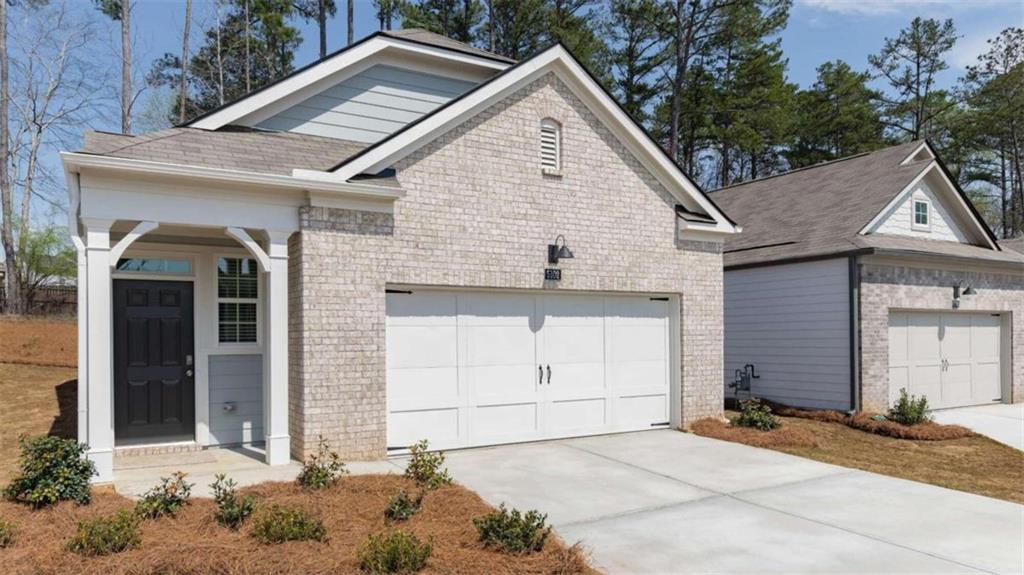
[932,403,1024,451]
[436,431,1024,575]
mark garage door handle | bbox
[546,365,551,384]
[539,365,544,384]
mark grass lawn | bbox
[694,412,1024,504]
[0,363,77,484]
[0,475,593,575]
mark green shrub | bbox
[473,503,551,555]
[384,489,423,523]
[251,505,326,544]
[135,471,193,519]
[4,435,95,507]
[731,398,780,431]
[297,436,349,490]
[66,510,140,556]
[889,388,932,426]
[403,440,452,490]
[211,474,255,529]
[357,530,432,573]
[0,520,15,548]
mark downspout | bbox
[848,255,861,412]
[65,169,88,444]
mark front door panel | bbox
[114,280,195,443]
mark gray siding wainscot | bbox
[724,258,851,410]
[256,64,477,143]
[208,354,263,445]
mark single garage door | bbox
[888,311,1002,409]
[386,290,672,450]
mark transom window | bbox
[540,118,561,171]
[116,257,191,274]
[913,199,930,228]
[217,257,258,344]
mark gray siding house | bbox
[62,30,739,482]
[711,142,1023,413]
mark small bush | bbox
[4,435,95,507]
[135,471,193,519]
[0,520,15,548]
[211,474,255,529]
[297,436,349,490]
[251,504,326,544]
[889,388,932,426]
[384,489,424,523]
[473,503,551,555]
[357,530,432,573]
[731,398,780,431]
[66,510,140,556]
[404,440,452,489]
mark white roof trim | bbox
[858,159,998,250]
[332,45,739,235]
[187,35,509,131]
[61,152,405,201]
[900,141,935,165]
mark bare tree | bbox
[180,0,192,123]
[2,0,106,314]
[1,0,16,312]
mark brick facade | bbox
[859,261,1023,412]
[288,73,725,459]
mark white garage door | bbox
[386,290,672,450]
[888,312,1002,409]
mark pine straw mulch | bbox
[689,418,817,449]
[0,317,77,367]
[766,402,976,441]
[0,475,597,575]
[692,411,1024,504]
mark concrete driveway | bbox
[931,403,1024,451]
[437,431,1024,574]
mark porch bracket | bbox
[225,227,271,272]
[108,221,160,267]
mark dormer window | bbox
[913,199,930,229]
[540,118,561,172]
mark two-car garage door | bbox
[386,290,672,450]
[888,312,1002,409]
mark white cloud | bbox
[796,0,1006,17]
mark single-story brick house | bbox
[710,141,1023,413]
[62,30,740,482]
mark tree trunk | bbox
[0,0,21,314]
[216,0,225,104]
[1000,139,1008,238]
[318,0,327,58]
[180,0,192,123]
[347,0,354,45]
[244,0,251,92]
[121,0,132,134]
[487,0,495,51]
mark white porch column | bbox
[72,235,88,444]
[82,219,115,482]
[264,231,291,465]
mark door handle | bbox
[185,369,193,377]
[546,365,551,384]
[539,365,543,384]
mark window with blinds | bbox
[540,119,561,170]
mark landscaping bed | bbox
[694,409,1024,504]
[0,474,594,575]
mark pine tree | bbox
[787,60,886,169]
[482,0,547,60]
[606,0,666,123]
[293,0,337,58]
[400,0,484,43]
[546,0,608,79]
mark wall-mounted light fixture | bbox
[952,283,977,308]
[547,235,574,264]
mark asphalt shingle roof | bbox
[709,141,1023,268]
[79,126,368,176]
[381,29,516,64]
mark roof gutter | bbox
[61,152,405,202]
[867,248,1024,271]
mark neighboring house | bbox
[711,141,1023,413]
[61,29,739,482]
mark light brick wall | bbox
[859,261,1023,412]
[290,73,725,459]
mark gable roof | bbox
[79,126,367,176]
[1001,237,1024,254]
[710,141,1014,268]
[185,29,511,131]
[326,43,738,234]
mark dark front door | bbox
[114,280,195,443]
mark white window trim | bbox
[214,254,263,349]
[540,118,562,174]
[912,197,931,231]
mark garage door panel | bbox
[548,398,607,432]
[472,403,539,439]
[386,292,457,325]
[908,315,940,360]
[386,326,458,369]
[888,366,908,406]
[609,325,667,363]
[388,408,459,448]
[459,294,535,325]
[606,297,666,321]
[467,364,538,405]
[609,360,668,391]
[974,362,1001,402]
[940,315,972,360]
[616,394,668,428]
[540,295,604,325]
[542,325,604,363]
[464,326,534,365]
[941,363,972,406]
[387,367,459,410]
[972,315,1000,358]
[888,313,908,364]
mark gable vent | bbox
[540,119,560,170]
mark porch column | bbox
[264,231,291,465]
[82,218,115,482]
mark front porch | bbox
[71,218,293,483]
